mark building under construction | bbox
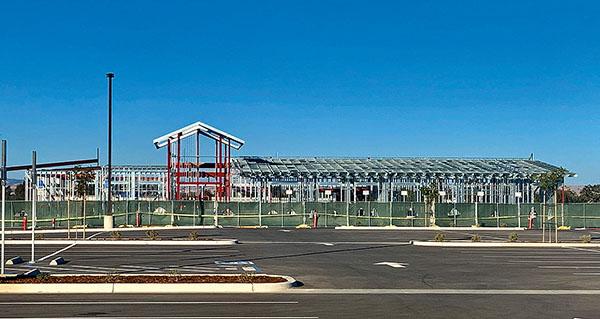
[26,121,566,204]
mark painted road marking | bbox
[35,232,104,262]
[9,317,318,319]
[573,273,600,276]
[241,241,409,245]
[284,289,600,295]
[374,262,408,268]
[539,266,600,269]
[119,265,162,270]
[509,260,600,264]
[566,247,600,254]
[31,318,317,319]
[0,301,300,305]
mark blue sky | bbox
[1,1,599,184]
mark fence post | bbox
[324,202,328,228]
[389,201,393,226]
[584,203,587,229]
[281,202,284,227]
[368,201,371,227]
[193,200,196,226]
[258,200,262,227]
[346,200,349,227]
[214,201,218,227]
[237,202,241,227]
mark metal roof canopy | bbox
[153,121,245,150]
[232,157,568,178]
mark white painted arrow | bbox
[374,262,408,268]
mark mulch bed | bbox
[0,275,286,284]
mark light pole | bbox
[105,72,114,230]
[1,140,6,275]
[515,191,522,228]
[30,151,37,263]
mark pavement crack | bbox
[420,273,434,288]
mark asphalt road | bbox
[3,228,600,318]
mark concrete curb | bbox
[3,225,217,235]
[0,274,297,294]
[336,226,526,231]
[411,240,600,248]
[3,239,237,246]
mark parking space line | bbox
[539,266,600,269]
[0,301,300,305]
[6,317,318,319]
[36,232,105,262]
[509,260,600,264]
[69,265,133,272]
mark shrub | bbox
[35,273,50,281]
[471,234,481,242]
[188,231,199,240]
[434,232,446,242]
[508,232,518,242]
[145,230,159,240]
[580,235,592,243]
[110,231,122,240]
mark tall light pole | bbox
[105,72,114,230]
[1,140,6,274]
[30,151,37,263]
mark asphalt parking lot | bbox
[3,228,600,318]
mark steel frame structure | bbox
[153,121,245,201]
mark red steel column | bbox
[215,139,219,202]
[176,133,182,200]
[227,139,231,201]
[196,130,200,200]
[167,140,172,200]
[218,137,223,201]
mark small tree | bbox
[534,168,568,239]
[74,168,95,231]
[420,182,439,226]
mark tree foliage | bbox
[535,168,568,193]
[74,168,95,199]
[578,185,600,203]
[420,182,439,212]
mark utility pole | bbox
[105,72,114,230]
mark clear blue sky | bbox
[1,1,599,184]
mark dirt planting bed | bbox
[0,275,287,284]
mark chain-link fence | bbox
[3,200,600,229]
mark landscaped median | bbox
[0,274,298,293]
[411,240,600,248]
[3,239,238,246]
[336,226,526,231]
